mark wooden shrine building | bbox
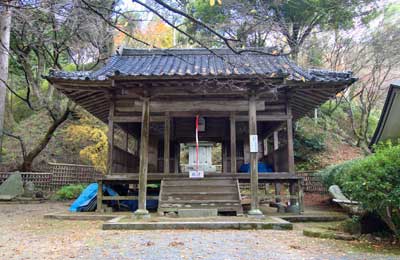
[47,48,356,217]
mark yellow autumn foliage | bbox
[65,113,108,174]
[210,0,222,6]
[136,19,173,48]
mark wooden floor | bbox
[100,172,302,183]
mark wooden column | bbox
[107,99,115,175]
[163,113,170,174]
[230,113,237,174]
[174,142,180,173]
[248,94,263,216]
[286,104,295,173]
[273,131,279,171]
[286,103,297,207]
[124,131,129,172]
[273,131,281,203]
[298,179,304,213]
[96,179,103,212]
[134,98,150,217]
[222,141,228,173]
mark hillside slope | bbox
[2,111,88,170]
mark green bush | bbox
[55,184,86,200]
[338,142,400,237]
[317,159,360,187]
[319,141,400,238]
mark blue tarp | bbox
[239,162,273,173]
[69,183,118,212]
[69,183,159,212]
[121,199,159,211]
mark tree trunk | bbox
[19,108,70,172]
[0,4,12,162]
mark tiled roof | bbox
[48,48,355,83]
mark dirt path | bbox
[0,202,397,260]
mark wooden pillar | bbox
[96,179,103,212]
[124,131,129,172]
[107,100,115,175]
[230,113,237,173]
[298,179,304,213]
[222,141,228,173]
[289,182,297,207]
[273,131,281,203]
[163,113,170,174]
[248,94,263,216]
[273,131,279,171]
[134,98,150,217]
[287,103,295,173]
[174,142,180,173]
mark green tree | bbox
[2,0,116,171]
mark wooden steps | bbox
[158,177,243,216]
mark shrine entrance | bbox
[182,142,221,173]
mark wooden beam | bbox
[230,113,237,174]
[115,100,265,113]
[163,112,170,174]
[113,115,165,123]
[134,97,150,216]
[236,114,290,121]
[248,93,262,215]
[112,113,291,123]
[107,100,115,175]
[286,103,295,173]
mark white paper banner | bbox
[250,135,258,153]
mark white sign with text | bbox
[249,134,258,153]
[189,170,204,178]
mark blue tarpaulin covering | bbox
[239,162,273,173]
[69,183,118,212]
[69,183,159,212]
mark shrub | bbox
[317,159,360,187]
[338,142,400,238]
[56,184,86,200]
[319,142,400,238]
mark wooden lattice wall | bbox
[0,172,53,190]
[0,162,102,190]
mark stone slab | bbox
[44,212,119,221]
[178,208,218,218]
[280,215,348,223]
[102,217,293,230]
[0,195,14,201]
[303,228,356,241]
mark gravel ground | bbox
[0,202,398,260]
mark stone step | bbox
[178,208,218,218]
